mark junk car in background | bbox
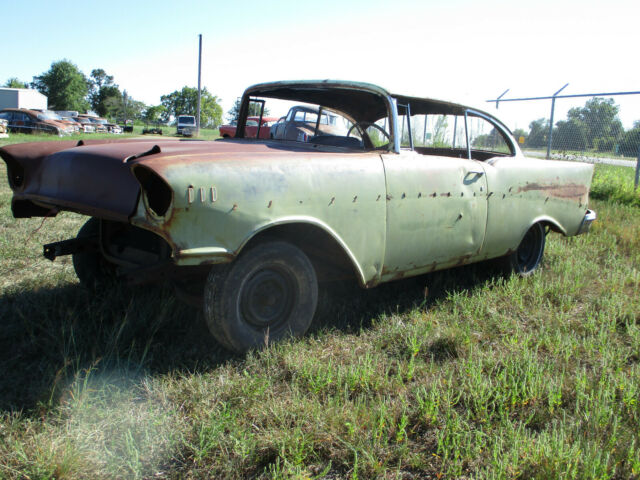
[0,118,8,138]
[0,80,596,353]
[176,115,196,136]
[0,108,74,136]
[219,116,278,139]
[269,105,342,142]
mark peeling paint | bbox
[517,182,588,199]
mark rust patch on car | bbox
[517,182,588,199]
[455,254,472,266]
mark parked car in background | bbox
[219,116,278,139]
[52,111,81,133]
[0,80,596,354]
[36,111,80,134]
[0,108,74,136]
[54,110,79,119]
[142,122,163,135]
[176,115,196,136]
[121,119,134,133]
[269,105,342,141]
[69,117,96,133]
[78,114,108,134]
[86,116,121,134]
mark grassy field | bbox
[0,125,221,148]
[0,138,639,479]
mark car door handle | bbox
[464,170,485,180]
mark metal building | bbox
[0,88,48,111]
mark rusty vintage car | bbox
[0,108,75,136]
[0,80,596,353]
[219,116,279,139]
[269,105,342,142]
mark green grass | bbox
[0,125,220,148]
[0,151,639,478]
[591,163,640,207]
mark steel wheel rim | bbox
[240,267,296,329]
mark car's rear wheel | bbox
[504,223,546,276]
[203,241,318,353]
[72,218,117,289]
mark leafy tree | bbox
[4,77,28,88]
[143,105,166,124]
[90,69,114,90]
[93,85,122,117]
[512,128,528,146]
[161,86,223,127]
[618,121,640,157]
[226,98,270,124]
[103,90,146,122]
[552,119,588,151]
[431,115,449,146]
[567,97,622,149]
[526,118,549,148]
[32,59,89,111]
[88,69,121,116]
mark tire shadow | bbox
[0,281,229,412]
[311,260,507,334]
[0,260,505,412]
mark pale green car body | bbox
[128,81,594,288]
[0,80,596,351]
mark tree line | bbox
[514,97,640,157]
[4,59,223,127]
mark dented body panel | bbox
[0,80,595,290]
[479,156,594,259]
[131,140,387,285]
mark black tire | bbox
[203,241,318,353]
[72,218,116,289]
[505,223,546,276]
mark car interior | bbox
[239,86,516,161]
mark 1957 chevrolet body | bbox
[0,80,595,352]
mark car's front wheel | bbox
[203,241,318,353]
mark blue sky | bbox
[2,0,639,127]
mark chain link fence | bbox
[485,89,640,164]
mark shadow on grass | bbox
[312,260,505,335]
[0,261,503,413]
[0,282,227,412]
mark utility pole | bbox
[196,34,202,136]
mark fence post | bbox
[635,145,640,191]
[546,83,569,160]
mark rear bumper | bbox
[576,209,596,235]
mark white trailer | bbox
[0,88,48,110]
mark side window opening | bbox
[466,114,514,157]
[401,111,514,160]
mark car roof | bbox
[0,107,39,116]
[243,79,504,128]
[247,116,279,122]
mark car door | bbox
[381,151,487,276]
[11,112,26,132]
[380,113,488,277]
